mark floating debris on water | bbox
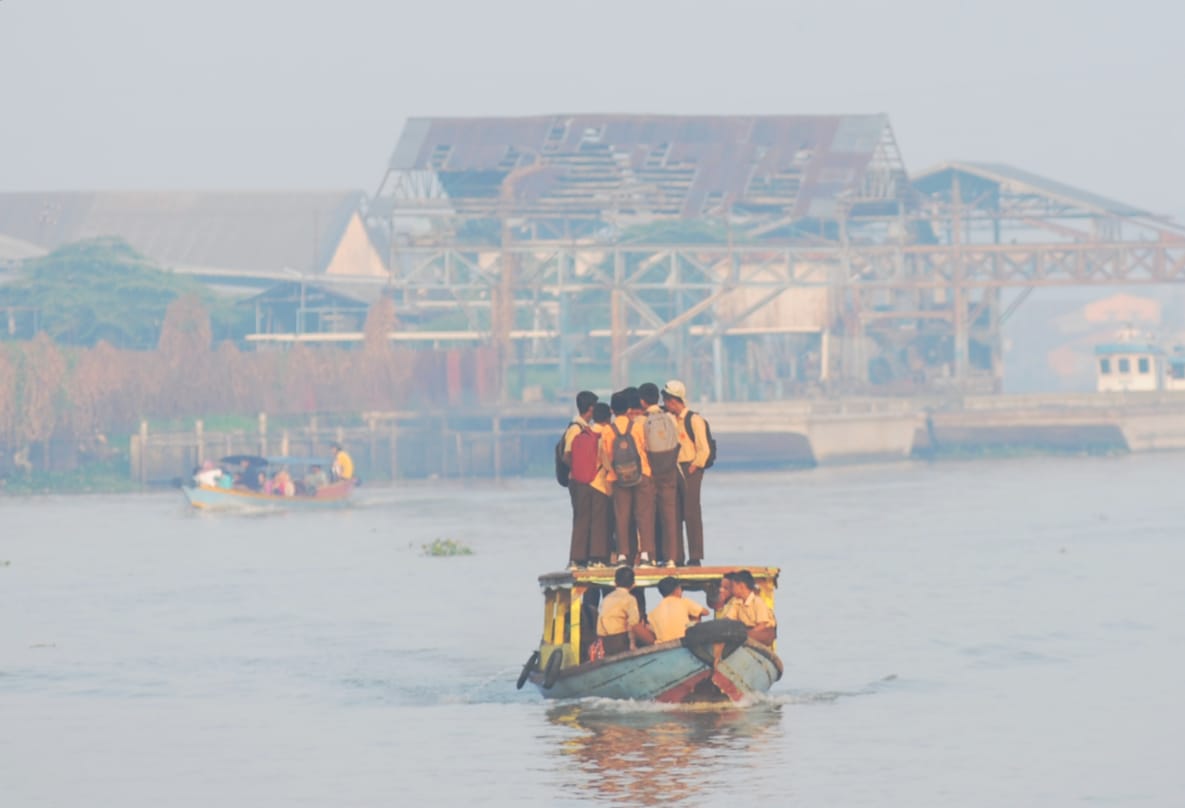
[423,538,474,557]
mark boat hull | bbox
[529,639,782,703]
[182,480,355,510]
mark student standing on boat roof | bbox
[596,566,655,655]
[563,391,599,570]
[330,443,354,482]
[602,389,655,567]
[662,379,710,566]
[648,576,710,643]
[638,382,680,568]
[583,401,614,568]
[722,570,777,645]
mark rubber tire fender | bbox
[682,618,750,665]
[515,651,541,690]
[542,649,564,689]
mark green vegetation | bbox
[0,455,135,495]
[2,237,250,348]
[422,538,474,557]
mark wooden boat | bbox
[516,565,782,703]
[181,455,355,510]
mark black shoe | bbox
[687,560,702,567]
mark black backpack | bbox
[554,434,570,487]
[609,422,642,487]
[686,410,717,470]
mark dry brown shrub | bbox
[17,333,68,456]
[0,346,17,446]
[154,295,215,415]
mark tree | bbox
[2,237,247,349]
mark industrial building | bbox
[369,114,1185,401]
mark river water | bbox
[2,454,1183,806]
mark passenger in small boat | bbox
[272,467,295,497]
[721,570,777,645]
[596,566,656,655]
[304,464,329,493]
[330,443,355,482]
[193,460,222,488]
[648,576,710,643]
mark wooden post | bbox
[138,420,148,487]
[367,416,377,481]
[258,412,268,456]
[280,429,290,457]
[389,420,399,482]
[195,419,204,465]
[492,415,502,480]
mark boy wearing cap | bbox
[662,379,709,566]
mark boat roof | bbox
[537,564,779,590]
[218,454,328,466]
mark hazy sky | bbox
[2,0,1182,220]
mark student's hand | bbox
[688,465,699,475]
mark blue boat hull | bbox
[530,639,782,703]
[181,481,354,510]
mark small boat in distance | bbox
[516,565,782,703]
[182,454,355,510]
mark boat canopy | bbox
[217,454,330,467]
[537,565,779,591]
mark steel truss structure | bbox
[372,118,1185,401]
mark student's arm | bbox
[748,625,777,646]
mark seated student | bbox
[710,575,734,619]
[272,467,295,497]
[304,464,329,492]
[647,576,710,643]
[193,461,222,488]
[721,570,777,645]
[596,566,656,655]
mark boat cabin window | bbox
[1138,357,1150,374]
[1118,358,1131,374]
[1099,358,1111,374]
[1171,362,1185,380]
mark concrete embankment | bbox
[129,392,1185,483]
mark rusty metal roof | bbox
[912,161,1150,218]
[382,115,906,223]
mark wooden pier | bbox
[128,391,1185,484]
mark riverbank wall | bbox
[125,392,1185,484]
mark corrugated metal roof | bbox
[0,191,371,275]
[384,114,905,221]
[912,161,1149,217]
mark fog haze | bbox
[2,0,1182,220]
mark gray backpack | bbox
[644,410,679,474]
